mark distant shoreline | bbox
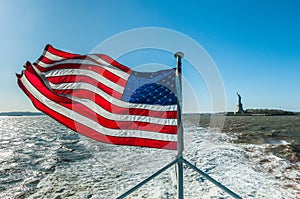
[226,109,298,116]
[0,110,298,117]
[0,112,44,116]
[185,109,299,116]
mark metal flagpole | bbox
[175,52,241,199]
[175,52,184,199]
[174,52,242,199]
[114,52,243,199]
[116,53,184,199]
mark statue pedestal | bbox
[234,103,244,114]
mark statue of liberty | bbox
[235,92,244,114]
[237,92,242,105]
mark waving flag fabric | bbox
[17,45,178,149]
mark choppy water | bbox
[0,115,299,198]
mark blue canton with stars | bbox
[122,68,177,105]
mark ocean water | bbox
[0,115,299,198]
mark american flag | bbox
[17,45,178,150]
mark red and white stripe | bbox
[17,45,178,149]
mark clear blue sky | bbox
[1,0,300,112]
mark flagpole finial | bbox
[174,52,184,59]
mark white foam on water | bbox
[27,117,300,198]
[183,127,300,198]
